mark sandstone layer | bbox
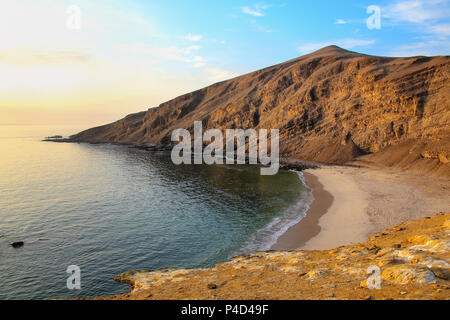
[68,46,449,176]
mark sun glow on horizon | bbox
[0,0,239,125]
[1,0,449,125]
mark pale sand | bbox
[300,167,370,250]
[272,165,450,251]
[270,172,334,250]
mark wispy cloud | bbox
[122,43,203,67]
[192,56,206,68]
[241,4,271,17]
[204,67,239,82]
[382,0,450,37]
[0,48,91,66]
[185,33,203,41]
[249,18,273,33]
[429,23,450,36]
[297,39,376,54]
[383,0,449,24]
[257,25,273,32]
[335,19,349,25]
[382,0,450,55]
[389,39,450,56]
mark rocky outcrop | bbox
[96,213,449,300]
[10,241,24,248]
[68,46,449,175]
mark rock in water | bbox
[11,241,24,248]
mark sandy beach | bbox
[272,165,450,251]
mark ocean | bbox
[0,125,312,299]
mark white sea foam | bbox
[237,171,314,254]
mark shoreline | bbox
[299,167,371,250]
[92,163,450,300]
[272,164,450,251]
[270,172,334,250]
[103,212,450,300]
[272,166,371,251]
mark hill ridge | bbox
[68,46,450,176]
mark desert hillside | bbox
[69,46,449,175]
[94,213,450,300]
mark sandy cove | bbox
[97,212,450,300]
[272,164,450,251]
[93,164,450,300]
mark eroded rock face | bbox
[95,213,450,300]
[380,265,436,285]
[69,46,450,174]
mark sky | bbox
[0,0,449,125]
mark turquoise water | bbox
[0,125,311,299]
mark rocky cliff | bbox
[95,213,449,300]
[69,46,449,175]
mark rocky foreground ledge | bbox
[95,213,449,300]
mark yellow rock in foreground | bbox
[94,213,449,300]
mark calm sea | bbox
[0,125,312,299]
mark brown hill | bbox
[70,46,450,175]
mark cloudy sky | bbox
[1,0,449,125]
